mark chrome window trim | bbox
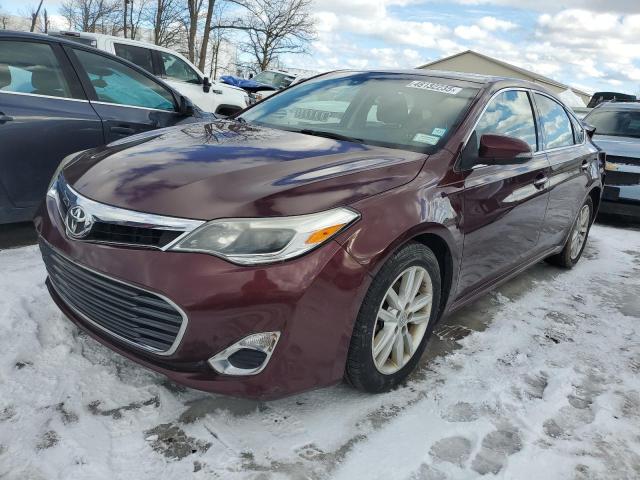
[0,90,89,102]
[42,237,189,356]
[50,175,205,250]
[91,100,176,113]
[462,87,587,171]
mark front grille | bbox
[40,241,185,354]
[605,170,640,186]
[54,176,198,250]
[607,155,640,167]
[86,223,182,248]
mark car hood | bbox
[592,134,640,158]
[63,121,426,220]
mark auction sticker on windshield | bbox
[406,81,462,95]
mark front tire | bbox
[547,197,593,269]
[345,243,442,393]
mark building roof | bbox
[418,50,591,98]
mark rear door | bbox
[532,92,596,250]
[0,38,103,217]
[66,46,184,143]
[457,89,550,299]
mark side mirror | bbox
[202,76,212,93]
[478,134,533,165]
[583,123,596,139]
[178,95,195,117]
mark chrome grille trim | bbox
[48,175,205,250]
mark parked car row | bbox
[583,102,640,219]
[0,31,209,224]
[49,30,250,116]
[0,28,636,400]
[221,69,303,102]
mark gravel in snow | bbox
[1,224,639,479]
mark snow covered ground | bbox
[1,224,639,480]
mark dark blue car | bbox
[0,31,204,224]
[584,102,640,219]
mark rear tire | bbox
[345,243,442,393]
[547,197,593,269]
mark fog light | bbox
[208,332,280,376]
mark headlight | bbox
[170,207,359,264]
[47,150,86,192]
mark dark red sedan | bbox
[36,71,602,399]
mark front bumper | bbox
[35,195,371,399]
[601,166,640,219]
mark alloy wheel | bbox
[570,204,590,260]
[371,266,433,375]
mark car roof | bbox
[592,101,640,111]
[325,68,557,93]
[0,29,98,48]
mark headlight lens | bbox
[170,207,359,264]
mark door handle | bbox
[110,126,136,135]
[581,160,590,171]
[0,113,14,124]
[533,176,548,189]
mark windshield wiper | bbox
[298,129,363,144]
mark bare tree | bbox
[29,0,44,32]
[198,0,215,71]
[0,4,8,30]
[225,0,315,71]
[123,0,128,37]
[122,0,147,39]
[39,8,51,32]
[147,0,184,47]
[60,0,121,33]
[185,0,205,63]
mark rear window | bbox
[240,72,479,153]
[114,43,154,74]
[585,109,640,138]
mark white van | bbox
[49,31,249,116]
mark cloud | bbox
[448,0,640,14]
[454,25,488,40]
[289,2,640,96]
[477,16,517,31]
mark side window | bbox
[475,90,537,151]
[74,49,175,111]
[0,40,72,99]
[114,43,154,74]
[160,52,200,84]
[534,94,574,149]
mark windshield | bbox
[239,72,479,153]
[254,71,296,88]
[585,109,640,138]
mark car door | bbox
[0,37,103,221]
[66,46,184,143]
[456,89,551,299]
[531,92,597,250]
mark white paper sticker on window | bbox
[413,133,440,145]
[432,127,447,136]
[406,81,462,95]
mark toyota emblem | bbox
[65,205,93,239]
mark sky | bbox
[3,0,640,95]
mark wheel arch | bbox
[354,222,460,320]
